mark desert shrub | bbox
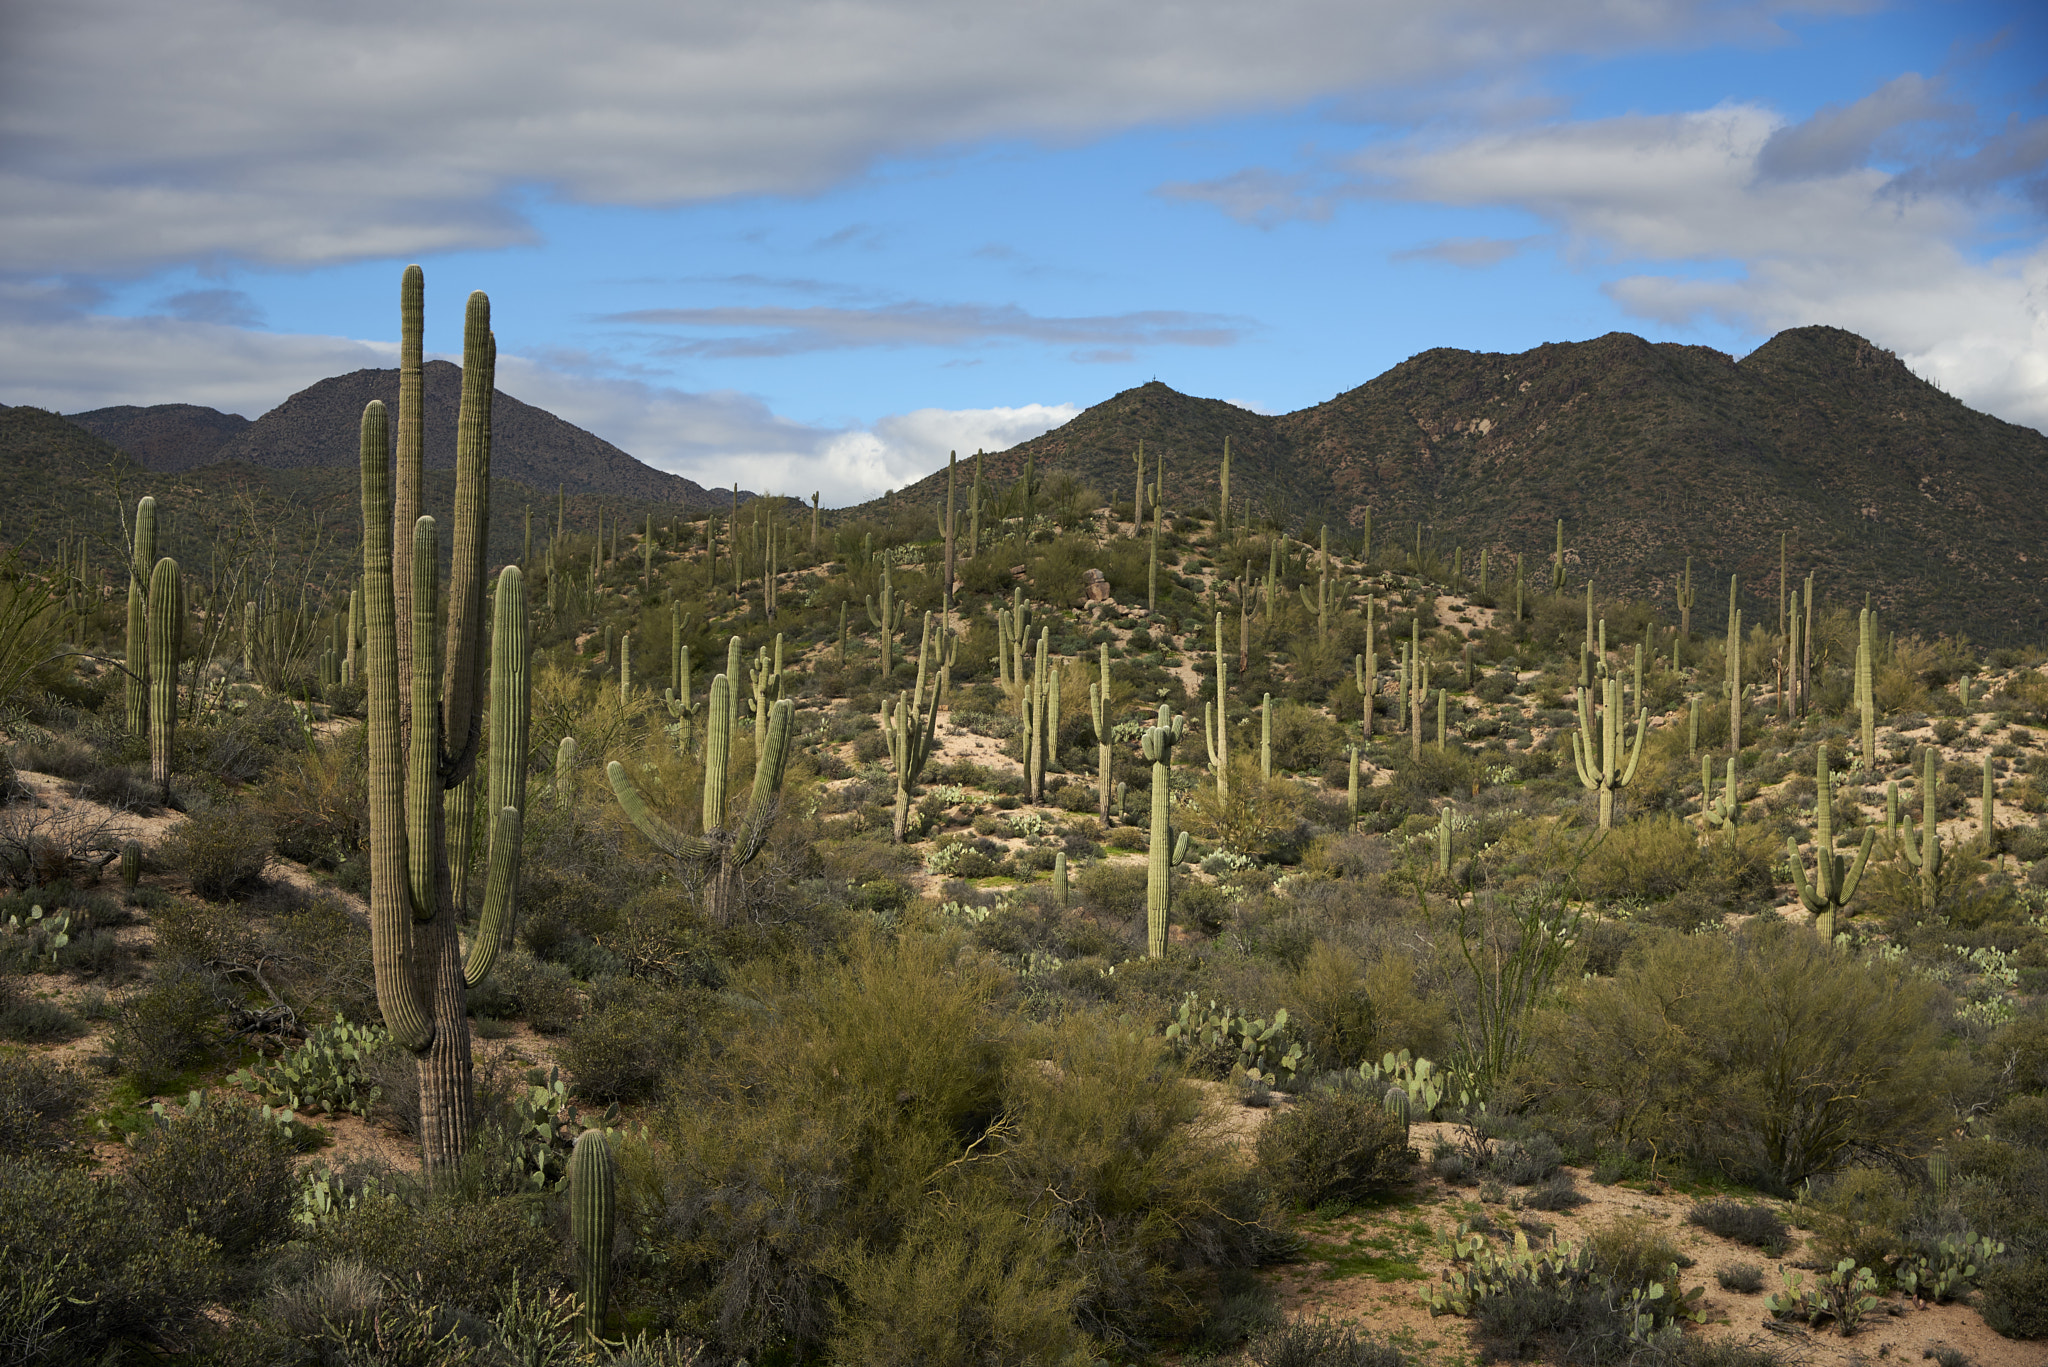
[158,803,274,898]
[0,978,77,1042]
[255,735,367,867]
[1586,1213,1688,1294]
[1467,1250,1642,1364]
[127,1094,298,1259]
[1491,1133,1564,1186]
[1256,1090,1412,1208]
[1977,1255,2048,1339]
[1246,1318,1406,1367]
[1522,1171,1588,1211]
[1687,1198,1788,1255]
[1520,920,1952,1191]
[1267,700,1346,774]
[312,1188,566,1317]
[1290,941,1377,1070]
[1076,858,1146,914]
[114,963,223,1090]
[1578,814,1705,903]
[1802,1166,1913,1287]
[0,1051,86,1155]
[1182,757,1306,857]
[1717,1263,1766,1294]
[561,978,693,1104]
[0,1153,224,1360]
[489,948,583,1034]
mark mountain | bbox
[876,327,2048,643]
[161,361,744,507]
[65,404,250,472]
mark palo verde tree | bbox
[359,269,532,1182]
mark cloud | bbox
[1755,73,1958,179]
[0,0,1859,273]
[1155,168,1359,227]
[155,288,264,327]
[1390,236,1534,267]
[0,297,1071,505]
[603,301,1247,357]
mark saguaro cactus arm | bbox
[1787,748,1876,937]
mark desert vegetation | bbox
[0,269,2042,1366]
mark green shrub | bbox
[1246,1317,1406,1367]
[561,979,692,1104]
[1256,1090,1412,1208]
[1521,920,1952,1192]
[1290,942,1377,1070]
[0,1153,224,1359]
[1687,1198,1788,1255]
[254,737,367,867]
[158,803,274,899]
[127,1093,298,1259]
[114,964,222,1091]
[1585,1213,1689,1295]
[1978,1254,2048,1339]
[1803,1167,1913,1289]
[1718,1263,1766,1294]
[312,1189,566,1317]
[1578,814,1704,902]
[0,1051,86,1155]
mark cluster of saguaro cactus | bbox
[995,586,1033,717]
[749,634,784,720]
[1892,747,1944,898]
[1023,627,1063,804]
[358,269,532,1181]
[882,613,943,841]
[1787,747,1874,940]
[609,671,793,920]
[1143,703,1192,958]
[1701,755,1739,835]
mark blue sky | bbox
[2,1,2042,505]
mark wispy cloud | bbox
[1389,236,1535,268]
[603,301,1248,357]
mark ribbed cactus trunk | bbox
[1203,612,1229,802]
[360,272,530,1185]
[1090,643,1113,823]
[1856,607,1876,771]
[1143,703,1186,959]
[146,557,180,802]
[125,497,156,736]
[571,1129,615,1342]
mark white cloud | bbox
[0,301,1071,505]
[607,302,1245,358]
[0,0,1858,272]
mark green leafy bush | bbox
[158,803,274,899]
[1255,1090,1412,1208]
[1978,1254,2048,1339]
[114,963,222,1091]
[1687,1198,1788,1255]
[0,1051,86,1155]
[127,1092,298,1259]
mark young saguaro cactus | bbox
[125,496,157,736]
[1701,754,1739,836]
[358,270,532,1182]
[609,674,794,920]
[1788,746,1875,940]
[1143,703,1191,959]
[570,1128,615,1343]
[146,556,181,802]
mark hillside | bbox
[194,360,745,507]
[875,327,2048,643]
[65,403,251,472]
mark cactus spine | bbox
[125,496,156,735]
[609,673,793,918]
[146,556,181,802]
[1787,746,1875,940]
[1202,612,1229,801]
[359,272,531,1181]
[570,1128,615,1342]
[1142,703,1189,958]
[1089,643,1114,823]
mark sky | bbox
[2,1,2043,507]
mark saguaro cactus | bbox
[1142,703,1190,959]
[1855,607,1877,771]
[882,614,942,841]
[1787,747,1875,940]
[609,675,794,919]
[1089,643,1114,823]
[866,564,905,678]
[570,1128,615,1342]
[1572,665,1647,830]
[1202,612,1230,802]
[1897,747,1944,900]
[125,496,156,735]
[1675,556,1694,668]
[996,586,1033,718]
[146,557,181,801]
[357,271,532,1182]
[1701,754,1739,836]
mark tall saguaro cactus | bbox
[609,675,794,918]
[1089,642,1114,822]
[1142,703,1190,959]
[1855,607,1877,772]
[881,613,943,842]
[125,496,157,735]
[1202,612,1230,802]
[358,271,532,1183]
[866,564,905,678]
[1897,747,1944,899]
[1572,654,1648,830]
[146,557,181,801]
